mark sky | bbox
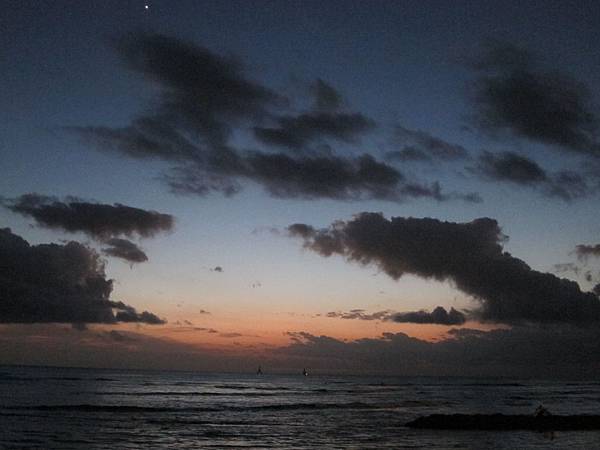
[2,0,600,377]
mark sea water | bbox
[2,365,600,449]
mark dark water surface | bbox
[2,365,600,449]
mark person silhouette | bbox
[534,404,551,417]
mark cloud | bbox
[74,117,204,162]
[474,151,547,184]
[310,78,343,111]
[325,309,394,320]
[4,322,600,377]
[3,193,174,240]
[70,32,477,205]
[114,32,281,147]
[545,170,591,200]
[575,244,600,261]
[0,228,165,324]
[385,147,432,163]
[196,327,218,333]
[553,263,581,276]
[243,152,404,201]
[469,41,600,157]
[471,151,591,200]
[391,307,466,325]
[276,326,600,377]
[254,76,374,151]
[110,301,165,324]
[72,31,278,157]
[220,332,243,338]
[101,238,148,264]
[386,126,469,163]
[164,151,479,203]
[253,112,375,150]
[0,325,263,372]
[288,213,600,324]
[107,330,137,342]
[2,193,173,264]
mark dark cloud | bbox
[245,152,400,200]
[101,238,148,264]
[387,126,469,163]
[325,309,394,321]
[70,32,476,205]
[254,76,373,150]
[289,213,600,324]
[70,31,278,158]
[576,244,600,261]
[392,307,467,325]
[253,112,375,150]
[163,151,479,203]
[115,32,281,146]
[112,304,164,324]
[553,263,581,276]
[4,322,600,377]
[471,151,592,200]
[470,41,600,157]
[475,151,547,185]
[108,330,137,342]
[310,78,343,111]
[3,193,174,240]
[276,326,600,377]
[0,228,165,325]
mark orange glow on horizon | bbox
[117,310,504,352]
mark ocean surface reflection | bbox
[2,366,600,449]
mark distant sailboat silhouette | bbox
[302,368,308,376]
[257,365,263,375]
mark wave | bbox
[0,376,117,382]
[6,401,395,414]
[212,384,292,391]
[246,402,393,411]
[6,405,218,413]
[85,388,335,396]
[87,391,279,397]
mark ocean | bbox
[1,365,600,449]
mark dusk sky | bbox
[2,0,600,377]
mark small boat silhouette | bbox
[302,368,308,376]
[257,365,263,375]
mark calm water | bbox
[2,366,600,449]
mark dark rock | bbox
[406,413,600,431]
